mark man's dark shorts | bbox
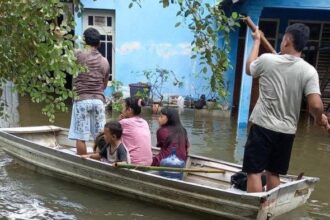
[242,124,295,175]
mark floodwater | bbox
[0,94,329,220]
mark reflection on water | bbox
[0,81,19,128]
[0,95,329,219]
[0,150,202,220]
[0,153,76,220]
[288,118,330,219]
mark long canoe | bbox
[0,126,319,219]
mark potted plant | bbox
[129,82,151,101]
[217,81,230,111]
[105,80,124,114]
[194,94,206,109]
[139,67,184,114]
[206,90,217,110]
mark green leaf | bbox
[184,10,190,17]
[0,0,81,121]
[232,12,239,19]
[162,0,169,8]
[202,67,208,73]
[207,26,213,34]
[175,22,181,27]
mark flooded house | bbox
[223,0,330,126]
[72,0,330,127]
[73,0,196,101]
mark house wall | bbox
[228,0,330,127]
[76,0,218,99]
[262,8,330,49]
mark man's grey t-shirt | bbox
[249,53,320,134]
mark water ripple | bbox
[0,151,78,220]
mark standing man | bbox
[243,23,330,192]
[69,27,110,155]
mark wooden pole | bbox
[114,163,226,173]
[242,17,277,54]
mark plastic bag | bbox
[159,148,185,180]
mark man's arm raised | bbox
[246,28,261,75]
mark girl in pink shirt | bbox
[152,107,189,166]
[119,97,153,165]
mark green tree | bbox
[0,0,83,122]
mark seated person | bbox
[81,121,130,164]
[119,97,153,165]
[152,107,189,166]
[93,132,107,153]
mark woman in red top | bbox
[152,107,189,166]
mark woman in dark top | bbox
[152,107,189,166]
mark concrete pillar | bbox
[237,13,261,128]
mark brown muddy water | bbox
[0,95,329,220]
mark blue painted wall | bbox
[238,14,261,128]
[229,0,330,127]
[76,0,216,99]
[239,0,330,11]
[262,8,330,51]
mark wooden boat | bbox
[0,126,319,220]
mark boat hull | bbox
[0,126,319,219]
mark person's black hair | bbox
[124,97,145,115]
[104,121,123,139]
[83,27,101,47]
[161,108,182,127]
[160,107,188,147]
[94,132,107,152]
[285,23,310,52]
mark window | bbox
[289,21,322,66]
[94,16,106,26]
[88,16,93,26]
[107,17,112,27]
[84,10,115,81]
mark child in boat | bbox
[81,121,130,164]
[152,107,189,166]
[93,132,107,153]
[119,97,153,165]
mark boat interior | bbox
[3,126,299,191]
